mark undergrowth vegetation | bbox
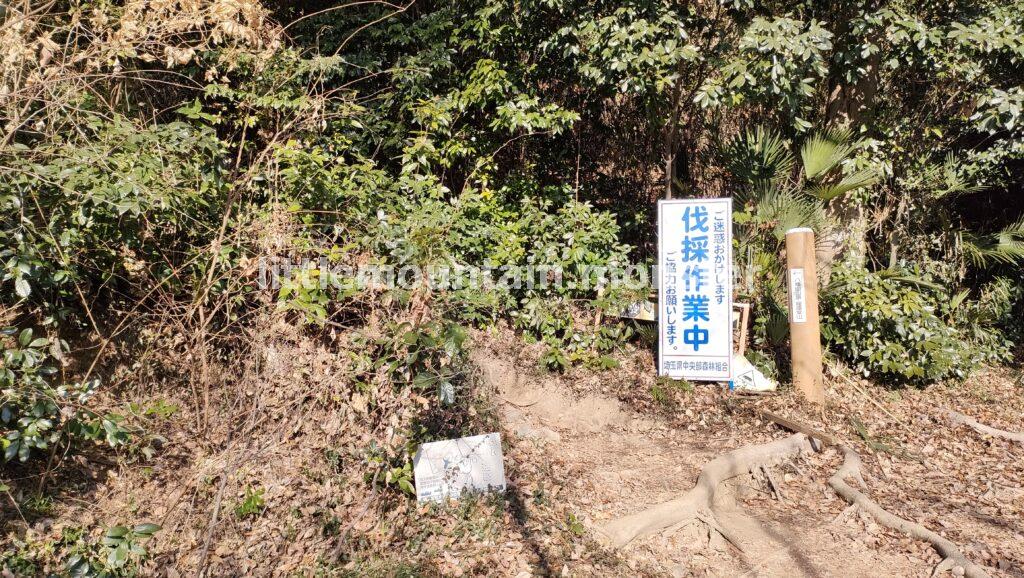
[1,0,1023,574]
[822,265,1014,384]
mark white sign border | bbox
[657,198,734,382]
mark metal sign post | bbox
[785,227,824,403]
[658,198,733,381]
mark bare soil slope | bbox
[474,332,1024,578]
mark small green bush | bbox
[448,182,637,368]
[1,522,159,577]
[1,118,225,308]
[235,486,267,518]
[822,265,1012,384]
[1,327,131,463]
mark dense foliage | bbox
[822,265,1013,384]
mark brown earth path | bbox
[473,347,960,578]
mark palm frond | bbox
[932,153,986,199]
[960,218,1024,268]
[739,179,780,207]
[998,215,1024,239]
[755,187,826,241]
[808,168,880,201]
[961,233,988,268]
[721,126,795,188]
[949,288,970,310]
[875,269,947,292]
[976,277,1015,323]
[800,127,853,180]
[822,268,945,296]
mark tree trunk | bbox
[818,201,868,284]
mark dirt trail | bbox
[473,349,926,577]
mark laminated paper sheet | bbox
[658,198,734,380]
[413,432,506,502]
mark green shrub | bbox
[1,327,130,463]
[310,176,641,371]
[822,265,1011,384]
[350,320,469,406]
[1,522,159,577]
[447,182,637,368]
[1,118,225,309]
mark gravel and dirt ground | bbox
[3,326,1022,577]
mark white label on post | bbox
[789,268,807,323]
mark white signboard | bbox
[413,432,505,502]
[658,198,733,381]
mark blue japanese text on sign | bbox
[658,198,733,381]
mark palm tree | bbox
[721,125,878,264]
[961,217,1024,268]
[719,125,879,349]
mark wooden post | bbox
[785,228,824,403]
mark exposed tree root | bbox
[829,445,992,578]
[945,410,1024,443]
[761,411,994,577]
[600,433,812,547]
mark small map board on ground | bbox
[413,432,506,502]
[616,299,657,321]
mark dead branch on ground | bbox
[944,410,1024,443]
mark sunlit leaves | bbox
[720,126,795,190]
[809,170,880,201]
[544,3,700,95]
[822,265,1011,383]
[801,128,854,179]
[694,17,832,129]
[971,87,1024,135]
